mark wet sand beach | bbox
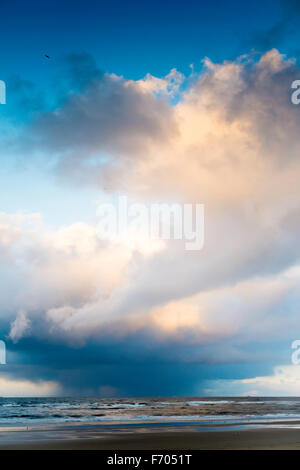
[1,421,300,449]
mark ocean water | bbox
[1,397,300,427]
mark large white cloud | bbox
[2,49,300,372]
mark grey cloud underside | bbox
[0,328,279,396]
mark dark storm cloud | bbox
[0,301,289,398]
[1,332,279,397]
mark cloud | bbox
[2,52,300,319]
[205,365,300,396]
[0,212,136,323]
[3,49,300,394]
[1,207,300,365]
[134,68,185,96]
[17,48,300,210]
[21,69,177,188]
[9,310,31,343]
[0,375,60,397]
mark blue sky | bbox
[1,0,300,397]
[0,0,282,80]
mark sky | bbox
[2,0,300,397]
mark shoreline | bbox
[1,420,300,449]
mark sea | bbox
[1,396,300,428]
